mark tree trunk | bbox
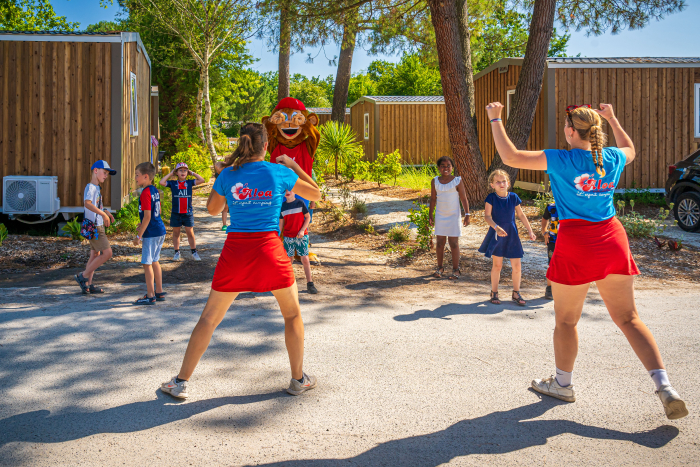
[202,60,218,166]
[488,0,556,182]
[427,0,488,205]
[455,0,475,121]
[331,23,356,123]
[195,68,206,147]
[277,1,292,102]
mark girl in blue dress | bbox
[478,169,536,306]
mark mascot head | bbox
[263,97,320,151]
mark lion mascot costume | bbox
[263,97,321,263]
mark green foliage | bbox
[0,0,79,31]
[613,186,666,207]
[356,218,376,235]
[61,218,82,241]
[0,223,8,245]
[533,184,555,215]
[616,200,674,238]
[368,150,402,187]
[394,164,438,191]
[341,149,369,182]
[317,122,364,179]
[290,74,334,108]
[170,147,213,181]
[109,187,172,234]
[407,201,433,250]
[347,73,378,105]
[388,223,410,243]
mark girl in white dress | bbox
[429,156,471,279]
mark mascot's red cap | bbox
[275,97,306,112]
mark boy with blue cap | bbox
[74,160,117,294]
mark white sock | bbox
[555,367,572,387]
[648,369,670,391]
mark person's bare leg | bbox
[491,256,503,292]
[271,282,304,380]
[551,282,589,372]
[152,261,163,294]
[595,274,664,370]
[84,250,99,285]
[172,227,181,251]
[185,226,197,249]
[448,237,460,271]
[511,258,522,292]
[83,247,112,279]
[178,289,238,380]
[300,255,312,283]
[143,264,155,298]
[435,236,447,270]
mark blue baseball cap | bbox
[91,160,117,175]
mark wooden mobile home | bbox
[0,31,156,213]
[474,57,700,190]
[306,107,350,127]
[349,96,451,164]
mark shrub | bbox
[317,121,364,179]
[61,218,82,241]
[614,185,666,207]
[341,150,369,182]
[330,205,346,222]
[212,129,230,154]
[388,223,410,243]
[533,184,555,215]
[0,223,8,245]
[350,197,367,215]
[368,150,402,187]
[407,200,433,249]
[356,218,376,234]
[616,200,674,238]
[170,147,212,182]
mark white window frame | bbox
[695,83,700,139]
[130,72,139,136]
[363,113,370,140]
[506,89,516,118]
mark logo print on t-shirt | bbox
[232,183,253,200]
[574,174,615,193]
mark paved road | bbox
[1,281,698,466]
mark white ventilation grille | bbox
[3,176,60,214]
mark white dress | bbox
[434,176,462,237]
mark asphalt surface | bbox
[1,280,698,466]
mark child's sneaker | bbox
[307,282,318,294]
[222,224,227,231]
[161,376,189,399]
[656,384,689,419]
[531,375,575,402]
[192,251,202,261]
[134,295,156,306]
[286,372,317,396]
[544,286,553,300]
[173,251,181,261]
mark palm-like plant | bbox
[317,121,363,180]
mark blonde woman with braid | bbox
[160,123,321,399]
[485,102,688,420]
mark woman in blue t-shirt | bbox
[160,123,321,399]
[485,102,687,420]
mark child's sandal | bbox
[512,291,526,306]
[489,291,501,305]
[433,267,444,278]
[74,273,89,294]
[88,284,104,294]
[448,269,461,280]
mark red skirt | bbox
[547,217,640,286]
[212,232,295,293]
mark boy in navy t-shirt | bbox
[541,201,559,300]
[279,190,317,294]
[159,162,206,261]
[134,162,167,305]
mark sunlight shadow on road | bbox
[394,300,547,320]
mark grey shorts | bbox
[142,235,165,265]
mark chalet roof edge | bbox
[349,96,445,107]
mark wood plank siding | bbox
[554,67,700,189]
[313,113,350,127]
[0,40,113,207]
[377,103,451,164]
[474,65,546,185]
[350,101,375,160]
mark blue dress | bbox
[478,192,524,259]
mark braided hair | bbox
[567,108,608,177]
[223,123,268,170]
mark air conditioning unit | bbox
[3,176,60,214]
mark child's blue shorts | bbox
[142,235,165,265]
[170,212,195,228]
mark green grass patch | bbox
[393,164,438,191]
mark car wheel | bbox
[674,191,700,232]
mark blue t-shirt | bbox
[544,147,626,222]
[139,185,167,238]
[166,179,196,214]
[213,161,299,233]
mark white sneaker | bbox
[161,376,188,399]
[192,252,202,261]
[531,375,576,402]
[656,384,688,420]
[173,251,181,261]
[286,372,317,396]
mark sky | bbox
[52,0,699,79]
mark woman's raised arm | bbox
[486,102,547,171]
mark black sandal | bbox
[89,284,104,294]
[155,291,167,302]
[512,291,526,306]
[489,291,501,305]
[448,269,461,280]
[433,267,444,278]
[74,273,89,294]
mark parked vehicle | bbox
[665,148,700,232]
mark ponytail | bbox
[589,125,606,177]
[568,108,608,177]
[223,122,268,170]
